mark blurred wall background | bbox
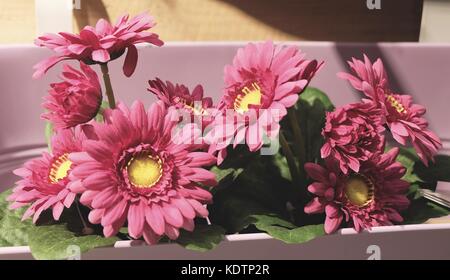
[0,0,448,44]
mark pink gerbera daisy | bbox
[304,148,410,234]
[208,41,322,159]
[338,54,442,166]
[33,12,164,79]
[321,101,385,174]
[42,62,102,129]
[68,101,217,244]
[148,78,215,129]
[8,129,84,222]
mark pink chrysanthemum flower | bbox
[33,12,164,79]
[148,78,214,128]
[304,148,410,234]
[338,54,442,166]
[208,41,322,160]
[42,62,102,129]
[68,101,217,244]
[321,101,385,174]
[8,129,84,223]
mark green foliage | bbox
[44,122,54,151]
[296,87,334,163]
[250,214,325,244]
[28,224,118,260]
[176,225,225,252]
[0,190,29,247]
[396,147,422,184]
[0,189,118,259]
[414,155,450,183]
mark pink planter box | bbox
[0,42,449,259]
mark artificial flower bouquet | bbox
[1,12,449,260]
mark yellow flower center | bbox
[126,153,163,188]
[344,174,375,207]
[386,94,407,114]
[234,82,262,114]
[49,154,72,183]
[175,97,208,116]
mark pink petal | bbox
[182,218,195,232]
[123,45,138,77]
[307,182,329,196]
[187,199,209,217]
[142,224,160,244]
[88,209,105,224]
[172,197,196,219]
[32,56,66,79]
[92,49,111,63]
[52,202,65,220]
[390,121,409,137]
[146,203,166,235]
[68,44,88,55]
[101,199,128,226]
[324,214,343,234]
[161,203,184,228]
[164,224,180,240]
[304,197,325,214]
[304,163,329,183]
[128,201,145,239]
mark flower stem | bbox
[100,63,116,109]
[75,199,94,235]
[279,131,301,186]
[287,108,306,181]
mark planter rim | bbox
[0,222,449,255]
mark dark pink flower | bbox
[68,101,217,244]
[338,54,442,166]
[304,148,410,234]
[33,12,164,79]
[338,54,388,96]
[208,41,322,159]
[8,129,84,222]
[148,78,215,128]
[42,62,102,129]
[321,101,385,174]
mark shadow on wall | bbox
[73,0,110,31]
[220,0,423,42]
[72,0,423,42]
[334,43,405,93]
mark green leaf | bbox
[28,224,118,260]
[95,101,110,123]
[0,190,30,247]
[45,122,54,151]
[176,225,225,252]
[272,153,291,181]
[0,189,11,221]
[209,195,270,233]
[395,147,422,184]
[299,87,334,111]
[251,214,325,244]
[209,166,244,192]
[0,189,117,258]
[283,87,334,164]
[414,155,450,183]
[210,151,295,230]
